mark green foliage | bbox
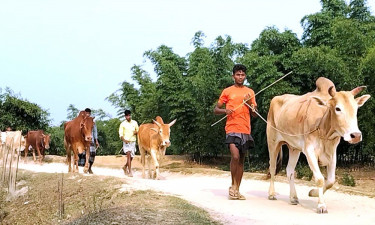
[339,173,356,186]
[95,118,122,155]
[107,1,375,164]
[295,164,313,181]
[46,124,65,156]
[0,87,50,132]
[66,104,80,121]
[3,1,375,167]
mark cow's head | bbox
[152,116,177,147]
[80,115,95,142]
[312,86,370,144]
[20,135,26,151]
[42,134,51,149]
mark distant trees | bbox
[3,1,374,167]
[109,0,375,165]
[0,88,49,132]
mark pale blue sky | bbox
[1,0,374,126]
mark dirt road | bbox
[18,160,375,225]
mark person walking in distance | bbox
[119,110,139,177]
[214,64,258,200]
[84,108,100,174]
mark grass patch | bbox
[0,170,220,225]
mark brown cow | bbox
[24,130,51,163]
[138,116,176,179]
[64,111,94,173]
[266,77,370,213]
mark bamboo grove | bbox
[1,0,375,167]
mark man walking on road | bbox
[119,110,139,177]
[214,64,258,200]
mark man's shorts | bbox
[123,141,136,158]
[225,133,255,153]
[78,144,96,166]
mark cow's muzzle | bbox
[162,140,171,147]
[85,136,93,142]
[349,132,362,144]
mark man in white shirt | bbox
[119,110,139,177]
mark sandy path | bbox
[18,161,375,225]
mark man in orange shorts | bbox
[214,64,257,200]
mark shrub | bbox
[339,173,356,187]
[295,164,313,181]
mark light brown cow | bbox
[1,131,26,165]
[24,130,51,163]
[64,111,94,173]
[138,116,176,179]
[266,77,370,213]
[4,131,26,152]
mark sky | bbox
[1,0,375,126]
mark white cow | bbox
[267,77,370,213]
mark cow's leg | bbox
[324,156,336,192]
[36,146,42,163]
[32,148,36,162]
[310,152,337,196]
[42,148,45,162]
[268,140,283,201]
[73,152,79,173]
[24,144,29,163]
[83,147,90,173]
[150,149,160,179]
[139,147,145,178]
[304,145,327,214]
[65,139,72,173]
[286,147,300,205]
[67,150,72,172]
[147,154,152,179]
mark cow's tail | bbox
[265,149,283,180]
[275,149,283,175]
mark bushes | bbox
[339,173,356,187]
[295,164,313,181]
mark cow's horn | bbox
[169,119,177,127]
[351,86,366,96]
[153,120,161,127]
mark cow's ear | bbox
[168,119,177,127]
[150,128,158,133]
[356,94,371,107]
[351,86,366,96]
[311,96,327,106]
[328,86,336,97]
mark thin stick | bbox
[211,71,293,127]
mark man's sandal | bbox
[229,187,239,200]
[229,187,246,200]
[237,192,246,200]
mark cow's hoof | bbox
[290,197,299,205]
[309,189,319,197]
[83,168,88,173]
[268,195,277,200]
[317,205,328,214]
